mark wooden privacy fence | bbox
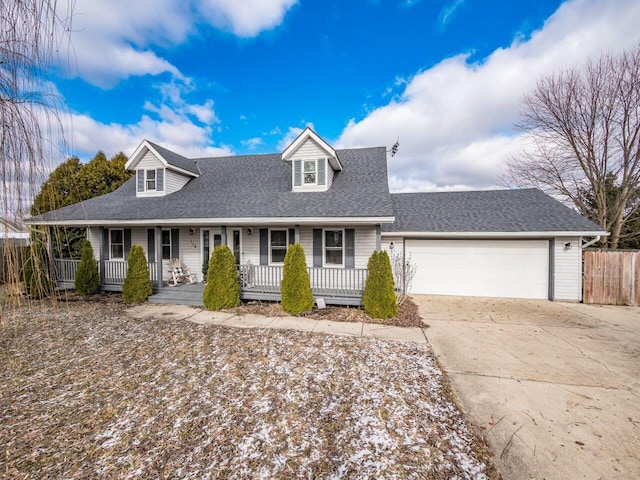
[583,250,640,305]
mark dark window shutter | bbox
[156,168,164,191]
[345,229,355,269]
[288,228,295,245]
[137,170,144,192]
[101,228,109,260]
[313,229,322,267]
[147,229,155,260]
[171,228,179,258]
[124,229,132,260]
[317,158,326,186]
[259,229,268,265]
[294,160,302,187]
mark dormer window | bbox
[283,128,342,193]
[304,160,317,185]
[146,169,156,191]
[136,167,165,195]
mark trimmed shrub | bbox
[75,240,100,296]
[122,245,153,304]
[203,245,240,310]
[22,241,54,299]
[362,250,397,319]
[281,243,314,315]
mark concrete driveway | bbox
[414,295,640,480]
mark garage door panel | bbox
[407,239,549,299]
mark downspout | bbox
[581,235,602,249]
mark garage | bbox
[406,239,550,299]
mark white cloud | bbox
[241,137,264,150]
[438,0,466,27]
[65,107,232,161]
[59,0,297,86]
[277,123,315,151]
[337,0,640,192]
[197,0,298,37]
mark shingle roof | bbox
[384,189,605,233]
[147,141,199,176]
[30,147,394,223]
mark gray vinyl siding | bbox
[225,225,377,269]
[354,227,377,268]
[327,165,335,188]
[89,225,378,283]
[553,236,582,301]
[289,138,337,191]
[87,227,102,260]
[381,235,404,260]
[137,151,163,169]
[290,138,328,160]
[165,169,190,194]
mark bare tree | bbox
[390,251,417,306]
[504,46,640,248]
[1,0,73,217]
[0,0,72,303]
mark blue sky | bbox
[52,0,640,192]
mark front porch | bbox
[54,259,367,306]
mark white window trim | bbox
[323,228,345,268]
[145,169,156,191]
[269,228,289,265]
[109,228,124,260]
[162,229,172,260]
[303,159,317,186]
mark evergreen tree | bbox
[203,245,240,310]
[281,243,314,315]
[362,250,397,319]
[122,245,152,304]
[75,240,99,296]
[30,151,134,258]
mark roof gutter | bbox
[26,216,396,227]
[381,231,609,239]
[582,235,604,249]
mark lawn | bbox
[0,300,496,479]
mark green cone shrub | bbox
[281,243,314,315]
[203,245,240,310]
[22,241,54,299]
[75,240,100,295]
[122,245,152,304]
[362,250,397,319]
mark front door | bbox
[230,229,241,265]
[202,229,222,268]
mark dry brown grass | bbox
[0,301,496,479]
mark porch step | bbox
[148,287,205,307]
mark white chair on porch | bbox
[168,258,196,286]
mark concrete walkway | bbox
[414,295,640,480]
[126,303,429,345]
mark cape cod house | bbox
[27,127,606,305]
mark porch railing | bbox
[54,259,366,301]
[54,259,158,290]
[54,258,79,287]
[240,264,367,298]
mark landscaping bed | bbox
[233,297,425,328]
[0,300,495,479]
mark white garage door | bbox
[406,239,549,299]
